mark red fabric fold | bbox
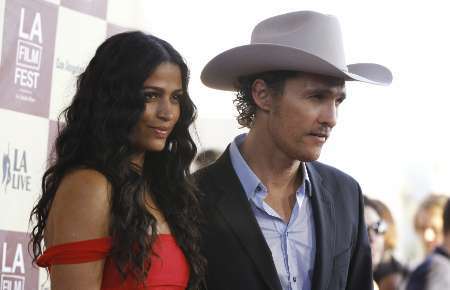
[37,235,189,290]
[37,237,111,266]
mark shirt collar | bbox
[229,133,311,202]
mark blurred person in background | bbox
[29,31,206,290]
[413,194,448,256]
[193,149,220,170]
[364,196,387,290]
[364,197,408,290]
[406,197,450,290]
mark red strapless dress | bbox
[37,234,189,290]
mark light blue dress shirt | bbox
[229,134,316,290]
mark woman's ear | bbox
[251,79,272,112]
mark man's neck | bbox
[239,130,304,223]
[240,130,302,192]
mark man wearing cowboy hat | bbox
[195,11,392,290]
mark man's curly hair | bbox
[234,70,301,128]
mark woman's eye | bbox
[143,92,158,101]
[171,95,182,102]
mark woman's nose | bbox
[157,98,176,121]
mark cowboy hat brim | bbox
[201,44,393,91]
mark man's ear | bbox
[251,79,272,112]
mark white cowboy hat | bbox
[201,11,393,91]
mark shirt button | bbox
[293,277,296,282]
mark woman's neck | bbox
[130,152,145,170]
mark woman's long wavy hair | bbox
[29,31,206,289]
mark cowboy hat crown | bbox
[201,11,392,91]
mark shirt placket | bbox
[286,201,300,290]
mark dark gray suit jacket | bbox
[194,147,373,290]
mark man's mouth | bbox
[308,132,330,142]
[309,132,329,138]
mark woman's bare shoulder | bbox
[45,168,112,247]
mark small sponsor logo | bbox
[1,144,32,194]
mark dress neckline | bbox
[45,234,174,251]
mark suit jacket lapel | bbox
[209,148,282,290]
[307,163,335,290]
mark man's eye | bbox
[310,94,323,100]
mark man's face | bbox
[266,73,345,161]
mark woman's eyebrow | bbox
[142,86,184,94]
[142,86,163,91]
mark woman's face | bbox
[130,62,182,153]
[365,206,386,269]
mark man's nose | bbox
[319,101,337,128]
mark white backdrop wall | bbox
[1,0,450,289]
[0,0,139,289]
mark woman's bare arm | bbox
[45,169,110,290]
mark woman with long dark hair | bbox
[29,31,205,290]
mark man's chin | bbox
[297,150,322,162]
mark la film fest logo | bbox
[0,241,26,290]
[1,144,32,194]
[0,230,39,290]
[14,7,43,102]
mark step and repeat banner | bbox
[0,0,132,289]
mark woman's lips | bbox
[149,126,170,138]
